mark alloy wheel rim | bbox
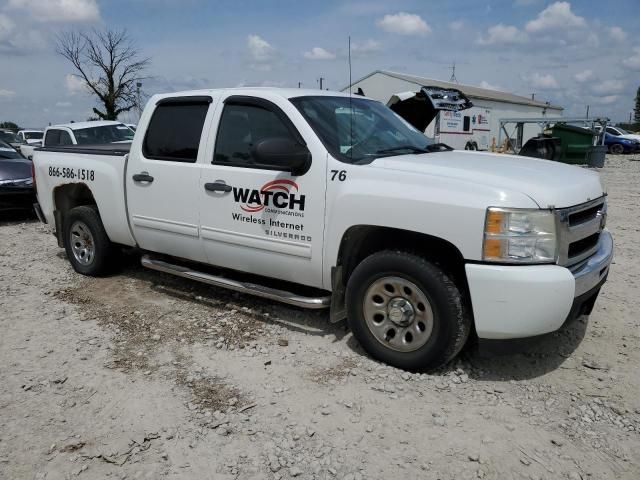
[69,221,95,266]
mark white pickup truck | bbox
[32,88,613,369]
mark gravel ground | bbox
[1,154,639,480]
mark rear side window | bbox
[60,131,73,145]
[143,101,210,162]
[213,104,296,167]
[45,129,61,146]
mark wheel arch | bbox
[52,183,98,247]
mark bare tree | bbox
[57,29,150,120]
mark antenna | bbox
[449,62,458,83]
[348,36,353,162]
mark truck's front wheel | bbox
[346,251,471,370]
[63,206,115,276]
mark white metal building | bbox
[344,70,564,151]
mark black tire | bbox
[346,251,471,370]
[471,142,479,151]
[63,205,115,276]
[464,142,472,150]
[609,144,624,155]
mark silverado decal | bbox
[232,179,306,213]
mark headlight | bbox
[483,207,557,264]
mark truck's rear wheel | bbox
[63,206,115,276]
[346,251,471,370]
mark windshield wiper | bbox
[376,145,429,155]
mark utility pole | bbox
[630,112,633,123]
[318,77,324,90]
[298,82,302,88]
[531,93,536,101]
[586,105,590,118]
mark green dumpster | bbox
[548,123,597,165]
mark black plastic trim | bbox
[156,95,213,106]
[35,144,131,156]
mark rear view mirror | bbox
[252,138,311,176]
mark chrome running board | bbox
[141,255,331,310]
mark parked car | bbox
[17,129,44,145]
[0,140,34,213]
[32,88,612,370]
[595,125,640,143]
[0,129,26,150]
[21,120,135,160]
[603,132,640,154]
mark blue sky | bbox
[0,0,638,127]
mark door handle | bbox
[132,172,154,183]
[204,181,232,193]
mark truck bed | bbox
[35,143,131,156]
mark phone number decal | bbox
[48,166,95,181]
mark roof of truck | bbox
[152,87,356,101]
[48,120,127,130]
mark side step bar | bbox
[141,255,331,310]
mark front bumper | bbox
[0,188,35,212]
[466,229,613,339]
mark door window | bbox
[143,101,210,162]
[463,116,471,132]
[44,129,61,146]
[605,127,620,136]
[213,104,297,168]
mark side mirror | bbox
[252,138,311,176]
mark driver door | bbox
[198,95,326,288]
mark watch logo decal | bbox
[232,179,306,213]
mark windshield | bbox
[0,141,22,159]
[74,124,135,145]
[290,96,434,163]
[0,131,23,144]
[616,127,630,134]
[24,131,43,140]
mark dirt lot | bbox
[1,154,639,480]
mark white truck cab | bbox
[32,88,613,369]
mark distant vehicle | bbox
[17,129,44,145]
[596,125,640,144]
[20,121,135,160]
[0,140,34,213]
[125,124,137,131]
[0,129,26,150]
[603,132,640,154]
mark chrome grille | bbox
[556,197,606,267]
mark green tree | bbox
[56,29,150,121]
[634,87,640,124]
[0,121,20,129]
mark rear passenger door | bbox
[126,96,216,263]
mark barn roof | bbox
[347,70,564,111]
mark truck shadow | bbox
[109,253,588,380]
[0,210,37,225]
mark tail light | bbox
[31,161,37,194]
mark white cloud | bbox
[350,39,382,56]
[303,47,336,60]
[0,14,15,41]
[526,72,559,89]
[525,2,586,32]
[247,34,275,63]
[609,26,627,42]
[479,80,503,91]
[595,95,619,105]
[449,20,464,31]
[478,24,527,45]
[591,79,625,95]
[55,101,72,107]
[574,69,593,83]
[6,0,100,23]
[376,12,431,36]
[65,74,86,95]
[622,47,640,71]
[0,88,16,98]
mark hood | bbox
[386,86,473,132]
[620,133,640,143]
[0,157,32,182]
[371,150,605,209]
